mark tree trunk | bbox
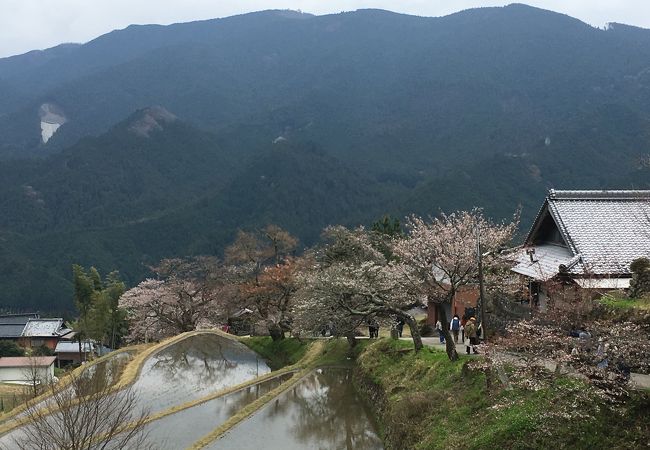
[403,314,423,352]
[78,334,83,363]
[437,304,458,361]
[268,322,285,341]
[345,332,358,348]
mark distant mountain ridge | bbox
[1,4,650,311]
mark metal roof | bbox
[55,341,92,353]
[521,190,650,277]
[22,319,64,337]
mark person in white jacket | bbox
[449,314,461,343]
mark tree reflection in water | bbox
[284,370,382,449]
[223,373,293,417]
[130,333,270,413]
[213,369,382,450]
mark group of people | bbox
[435,314,481,354]
[367,317,406,338]
[367,319,380,338]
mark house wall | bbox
[56,352,88,366]
[0,364,54,383]
[18,337,58,350]
[427,286,480,325]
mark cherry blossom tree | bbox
[393,209,518,360]
[226,225,299,339]
[118,257,230,342]
[484,301,650,401]
[293,226,424,350]
[239,257,301,340]
[225,225,298,282]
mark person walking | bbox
[435,320,445,343]
[396,318,404,337]
[461,316,467,342]
[465,317,479,354]
[368,319,379,338]
[450,314,461,343]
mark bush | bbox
[0,340,24,357]
[418,318,434,337]
[30,345,54,357]
[630,257,650,299]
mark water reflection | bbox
[130,333,270,414]
[0,334,271,448]
[211,369,383,450]
[129,373,293,450]
[8,350,134,423]
[0,352,136,449]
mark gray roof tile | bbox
[0,313,39,325]
[522,190,650,277]
[512,244,573,280]
[0,323,27,338]
[22,319,63,337]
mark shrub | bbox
[0,340,24,357]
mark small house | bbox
[18,318,64,350]
[54,341,93,367]
[0,356,56,384]
[511,189,650,307]
[0,313,39,343]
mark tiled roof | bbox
[0,356,56,368]
[512,244,574,280]
[0,313,39,325]
[0,323,27,338]
[22,318,64,337]
[522,189,650,277]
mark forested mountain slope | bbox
[1,4,650,311]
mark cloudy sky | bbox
[2,1,649,58]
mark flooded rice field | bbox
[129,333,270,415]
[208,368,383,450]
[125,373,294,449]
[1,335,383,449]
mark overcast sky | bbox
[2,1,650,58]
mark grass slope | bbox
[356,339,650,450]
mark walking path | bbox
[397,336,650,390]
[399,336,476,354]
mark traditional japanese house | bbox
[511,189,650,308]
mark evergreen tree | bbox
[630,257,650,299]
[0,340,24,357]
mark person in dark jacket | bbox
[465,317,479,354]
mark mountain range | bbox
[1,4,649,312]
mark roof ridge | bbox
[549,189,650,200]
[546,199,579,255]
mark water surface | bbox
[131,373,293,449]
[129,333,270,415]
[209,368,383,450]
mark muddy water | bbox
[209,368,383,450]
[129,333,270,415]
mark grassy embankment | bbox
[242,336,650,450]
[240,336,370,370]
[356,339,650,450]
[598,295,650,312]
[0,384,27,413]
